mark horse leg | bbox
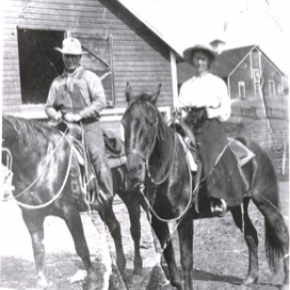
[151,215,183,290]
[178,211,194,290]
[119,191,143,274]
[251,188,289,285]
[230,198,259,284]
[62,207,98,289]
[98,199,127,273]
[22,213,48,289]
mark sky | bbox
[117,0,290,74]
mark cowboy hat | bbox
[183,44,217,65]
[54,38,88,55]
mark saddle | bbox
[171,119,255,171]
[51,120,126,169]
[49,121,127,206]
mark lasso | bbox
[2,130,74,210]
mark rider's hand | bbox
[54,111,62,121]
[63,113,82,123]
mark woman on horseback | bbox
[177,43,245,216]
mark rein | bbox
[140,156,203,223]
[14,142,73,210]
[4,129,73,210]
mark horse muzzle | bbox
[126,153,146,186]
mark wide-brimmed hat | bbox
[183,44,217,65]
[54,38,88,55]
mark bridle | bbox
[126,104,177,186]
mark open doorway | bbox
[17,28,65,104]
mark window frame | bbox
[269,80,275,97]
[238,81,246,100]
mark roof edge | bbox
[228,45,257,78]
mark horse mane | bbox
[128,93,164,118]
[129,92,157,107]
[3,115,58,149]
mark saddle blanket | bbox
[178,134,255,171]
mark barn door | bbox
[69,33,115,107]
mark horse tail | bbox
[265,219,284,273]
[237,136,286,273]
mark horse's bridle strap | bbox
[126,149,146,161]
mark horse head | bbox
[122,83,162,187]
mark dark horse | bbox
[2,115,144,290]
[122,84,289,290]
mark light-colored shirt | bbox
[178,73,231,122]
[46,66,106,120]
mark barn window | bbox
[17,28,65,104]
[269,80,275,97]
[251,50,260,71]
[238,82,246,100]
[69,33,115,107]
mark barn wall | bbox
[2,0,173,115]
[260,55,284,97]
[229,55,253,100]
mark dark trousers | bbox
[82,121,113,204]
[195,119,244,207]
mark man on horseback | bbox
[45,37,113,207]
[177,43,245,216]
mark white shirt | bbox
[178,73,231,122]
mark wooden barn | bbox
[2,0,180,138]
[210,45,286,100]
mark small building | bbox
[210,45,286,100]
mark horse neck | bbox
[149,112,175,170]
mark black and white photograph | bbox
[1,0,289,289]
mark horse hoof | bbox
[36,274,49,289]
[133,255,143,275]
[132,267,142,276]
[116,257,126,273]
[67,269,88,283]
[242,275,258,285]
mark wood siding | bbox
[3,0,173,113]
[229,55,253,99]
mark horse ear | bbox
[149,83,162,104]
[126,82,133,105]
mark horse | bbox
[121,83,289,290]
[1,115,144,290]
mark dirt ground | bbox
[0,182,288,290]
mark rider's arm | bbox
[45,80,62,121]
[206,78,231,122]
[78,72,107,120]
